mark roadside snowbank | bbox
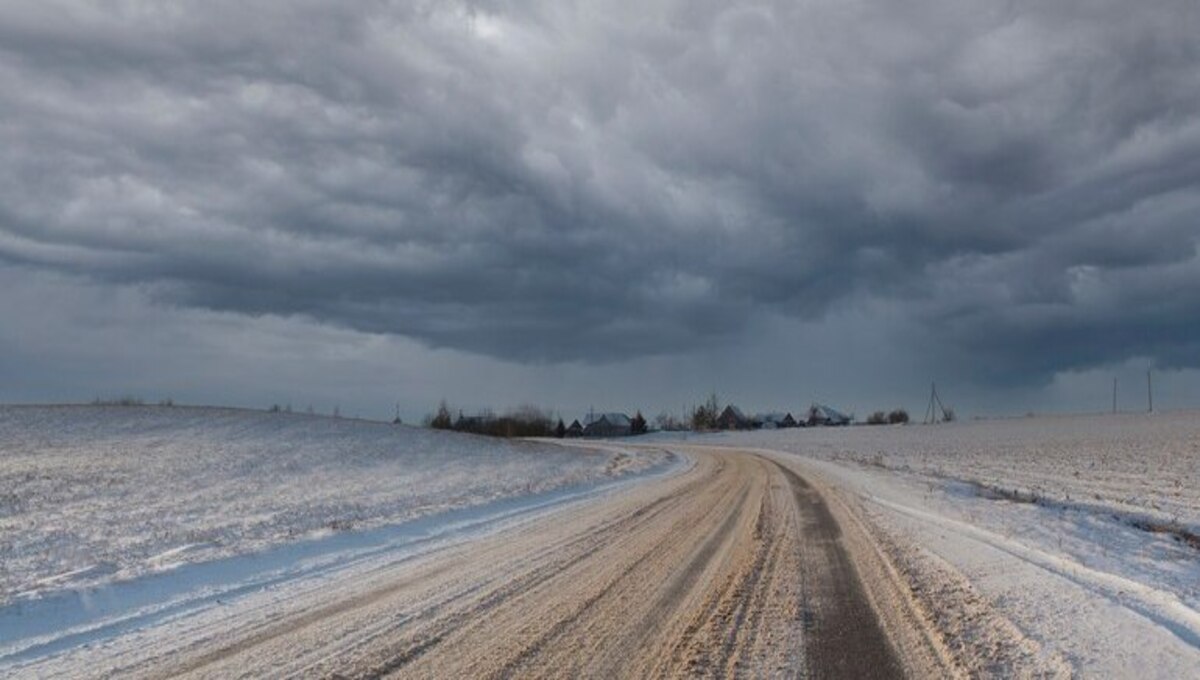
[0,405,664,604]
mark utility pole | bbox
[924,382,948,424]
[1112,377,1117,414]
[1147,370,1154,413]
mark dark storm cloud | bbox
[1,1,1198,378]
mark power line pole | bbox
[925,382,944,424]
[1147,370,1154,413]
[1112,377,1117,415]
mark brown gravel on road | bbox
[133,448,939,679]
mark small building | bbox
[757,412,797,429]
[454,414,493,433]
[565,419,584,438]
[717,405,752,430]
[807,404,851,427]
[583,412,633,438]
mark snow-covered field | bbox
[6,405,1199,675]
[737,412,1200,531]
[0,405,663,605]
[713,411,1200,676]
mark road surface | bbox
[15,448,946,678]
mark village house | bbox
[757,412,797,429]
[565,419,584,438]
[807,404,852,426]
[583,412,633,437]
[716,405,752,430]
[454,414,494,433]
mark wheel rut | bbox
[772,459,904,679]
[99,450,916,679]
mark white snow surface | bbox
[707,411,1200,676]
[0,405,663,605]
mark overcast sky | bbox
[2,1,1198,422]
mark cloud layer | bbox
[2,1,1198,380]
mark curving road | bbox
[28,448,941,678]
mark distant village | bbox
[424,397,876,439]
[562,403,854,438]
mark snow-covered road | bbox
[2,448,943,678]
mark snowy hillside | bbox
[0,405,663,604]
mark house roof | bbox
[720,405,748,420]
[585,412,631,427]
[759,412,793,423]
[812,404,850,421]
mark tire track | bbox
[34,450,924,679]
[151,457,720,680]
[772,459,905,679]
[353,461,727,677]
[491,485,752,679]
